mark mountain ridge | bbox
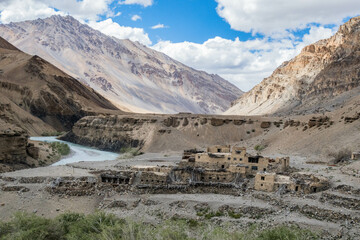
[0,36,119,134]
[225,16,360,116]
[0,15,243,114]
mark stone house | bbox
[255,172,329,194]
[99,145,290,188]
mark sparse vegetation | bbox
[254,144,266,155]
[228,211,242,219]
[118,147,143,159]
[328,148,352,164]
[50,142,70,156]
[0,212,319,240]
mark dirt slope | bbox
[0,37,120,134]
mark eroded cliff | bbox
[226,16,360,116]
[61,114,270,152]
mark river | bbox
[30,136,120,166]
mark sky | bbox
[0,0,359,91]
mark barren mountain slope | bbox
[62,92,360,160]
[0,36,119,134]
[226,16,360,116]
[0,15,243,114]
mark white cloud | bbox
[0,0,115,23]
[215,0,360,36]
[0,0,63,23]
[131,14,141,21]
[119,0,153,7]
[152,26,336,91]
[151,23,166,29]
[88,18,152,45]
[106,11,121,18]
[50,0,113,21]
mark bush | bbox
[228,211,242,219]
[0,212,64,240]
[0,212,319,240]
[118,147,143,159]
[254,144,266,155]
[257,225,318,240]
[50,142,71,156]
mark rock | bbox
[210,118,224,126]
[26,144,39,159]
[260,122,271,128]
[2,186,30,192]
[107,200,127,208]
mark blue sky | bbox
[0,0,359,91]
[107,0,256,44]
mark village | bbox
[98,145,329,194]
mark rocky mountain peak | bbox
[0,15,243,114]
[225,16,360,116]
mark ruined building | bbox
[254,172,329,194]
[99,145,293,187]
[96,145,328,194]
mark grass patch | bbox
[0,212,319,240]
[50,142,70,156]
[118,147,143,159]
[228,211,242,219]
[254,144,266,155]
[257,225,318,240]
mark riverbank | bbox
[30,137,120,166]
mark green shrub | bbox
[254,144,266,155]
[118,147,143,159]
[257,225,318,240]
[0,212,319,240]
[50,142,70,156]
[228,211,242,219]
[0,212,64,240]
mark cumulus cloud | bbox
[0,0,115,23]
[0,0,62,23]
[152,26,336,91]
[131,14,141,21]
[215,0,360,36]
[50,0,113,21]
[119,0,153,7]
[88,18,152,45]
[151,23,166,29]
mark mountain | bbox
[0,15,243,114]
[0,36,119,135]
[225,16,360,116]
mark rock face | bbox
[0,118,41,173]
[0,15,243,114]
[226,16,360,116]
[0,36,119,134]
[61,114,265,152]
[0,126,27,164]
